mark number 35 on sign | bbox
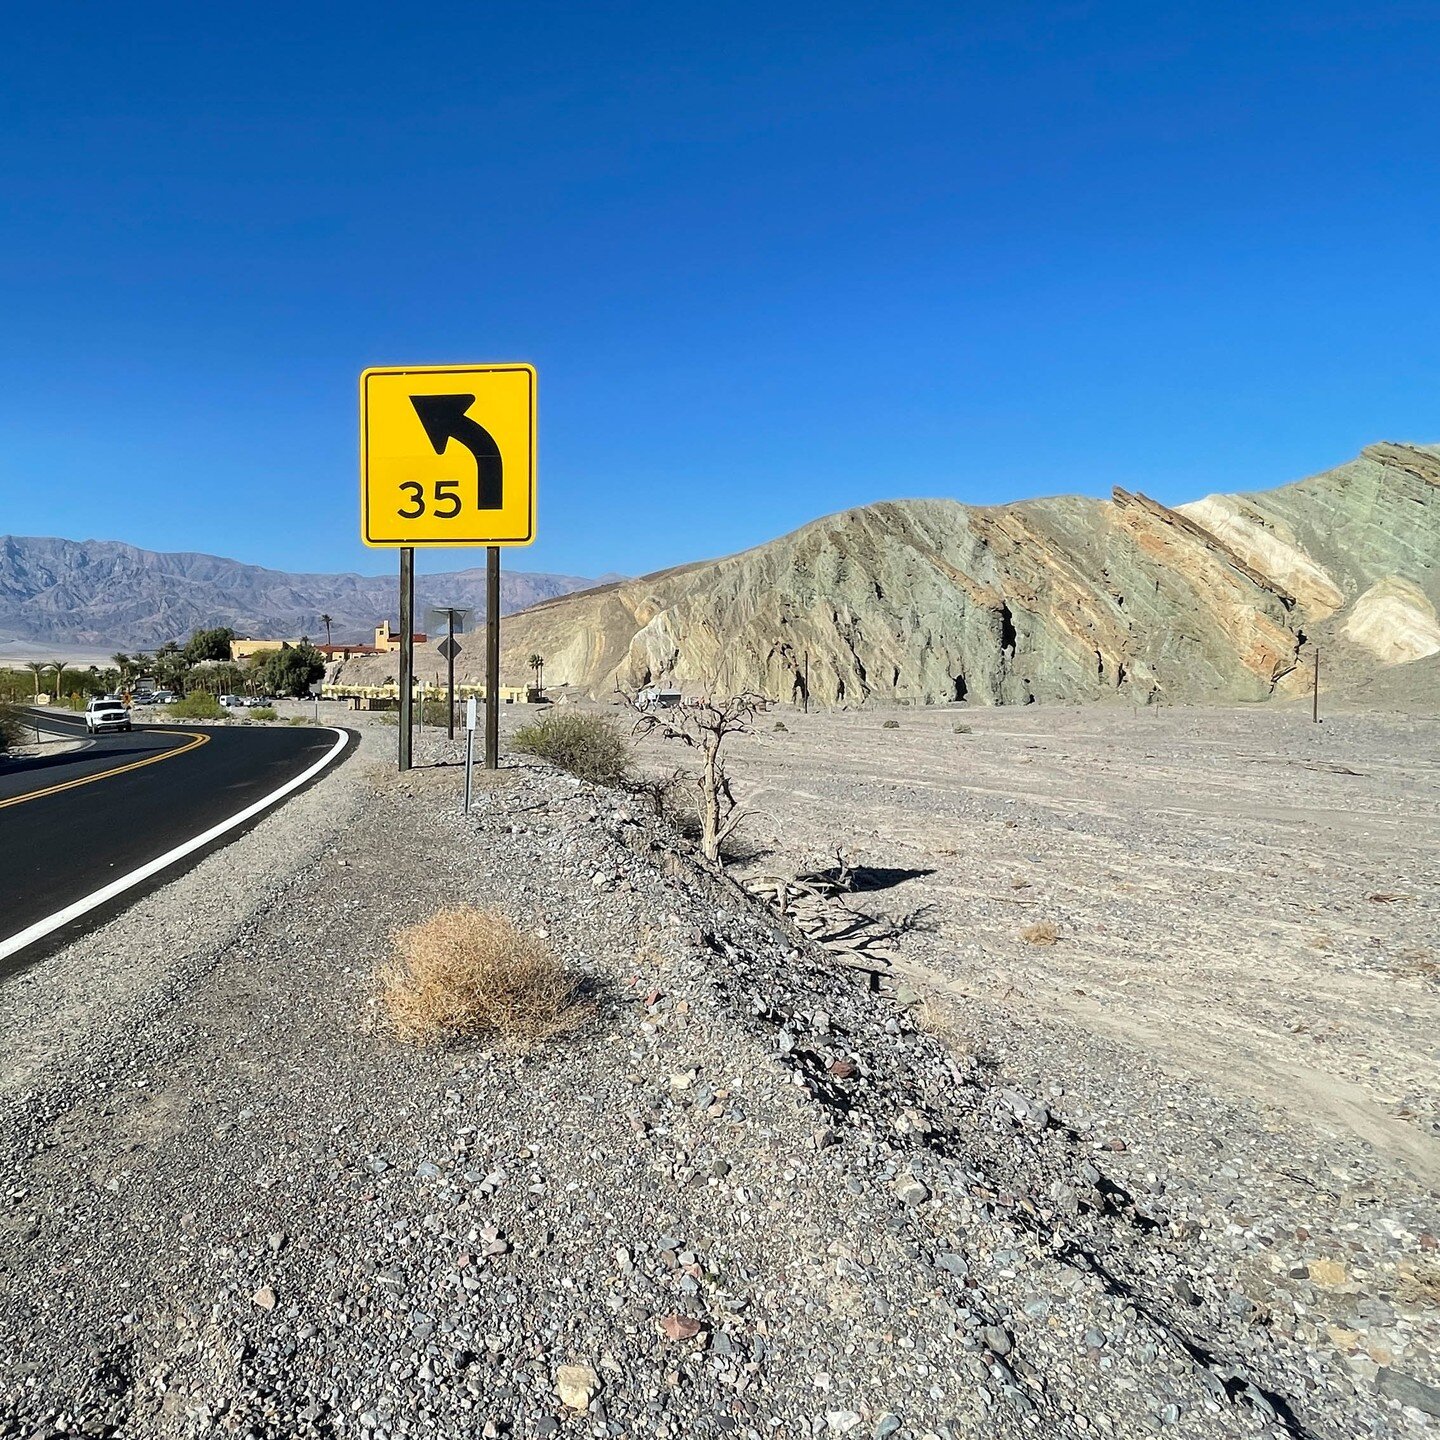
[360,363,536,547]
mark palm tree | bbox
[528,653,545,693]
[24,660,47,698]
[155,649,185,690]
[111,653,131,682]
[320,613,334,648]
[50,663,66,700]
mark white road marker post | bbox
[464,695,478,813]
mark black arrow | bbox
[410,393,503,509]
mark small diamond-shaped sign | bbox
[438,636,461,662]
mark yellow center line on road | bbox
[0,728,210,811]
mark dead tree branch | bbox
[620,687,765,867]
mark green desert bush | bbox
[167,692,224,720]
[288,715,312,726]
[250,707,277,722]
[379,907,592,1047]
[512,711,631,786]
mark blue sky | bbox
[1,1,1436,581]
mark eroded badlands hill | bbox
[491,443,1438,707]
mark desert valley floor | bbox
[1,697,1436,1438]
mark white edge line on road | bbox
[0,726,351,966]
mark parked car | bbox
[150,690,178,705]
[219,694,245,708]
[85,697,132,734]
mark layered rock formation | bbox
[340,442,1440,707]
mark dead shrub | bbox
[1394,950,1439,982]
[379,908,591,1047]
[627,766,686,821]
[1021,921,1059,946]
[953,722,972,734]
[882,719,900,729]
[916,995,974,1059]
[1396,1263,1440,1308]
[513,711,631,786]
[0,702,28,757]
[625,690,761,868]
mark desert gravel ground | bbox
[654,702,1440,1182]
[1,704,1437,1438]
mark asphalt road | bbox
[1,708,352,973]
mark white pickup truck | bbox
[84,697,133,734]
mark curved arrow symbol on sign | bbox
[410,393,504,509]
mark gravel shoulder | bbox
[2,706,1437,1438]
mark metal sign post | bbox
[398,547,415,771]
[463,696,479,812]
[447,610,457,738]
[429,607,469,740]
[486,546,501,769]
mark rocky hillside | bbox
[477,442,1437,707]
[0,537,598,651]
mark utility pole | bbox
[1312,647,1320,724]
[398,547,414,771]
[803,651,810,715]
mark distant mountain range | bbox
[0,536,604,652]
[11,442,1439,706]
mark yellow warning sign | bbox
[360,363,536,547]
